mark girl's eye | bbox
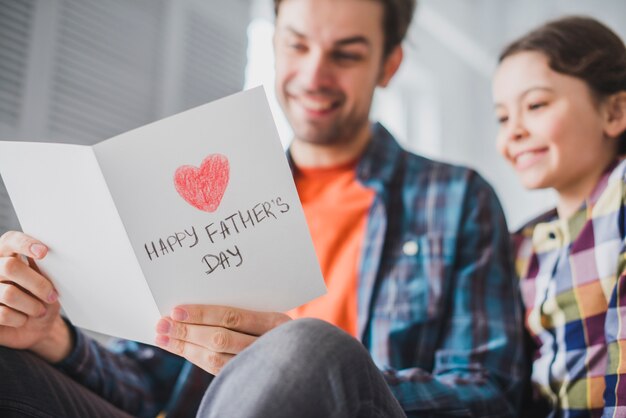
[289,43,307,52]
[496,115,508,124]
[528,102,547,111]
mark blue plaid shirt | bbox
[57,123,525,417]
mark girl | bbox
[492,16,626,417]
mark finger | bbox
[0,282,47,317]
[0,304,28,328]
[0,258,58,304]
[173,305,291,336]
[155,335,234,375]
[27,257,42,274]
[0,231,47,259]
[156,318,256,355]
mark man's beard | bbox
[281,85,368,146]
[288,110,368,146]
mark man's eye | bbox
[333,52,362,62]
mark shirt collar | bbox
[529,158,624,251]
[588,158,622,207]
[286,122,401,192]
[355,122,401,190]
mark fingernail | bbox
[30,244,47,258]
[47,290,58,303]
[156,319,171,334]
[155,335,170,346]
[172,308,188,321]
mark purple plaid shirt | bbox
[56,123,525,417]
[513,159,626,418]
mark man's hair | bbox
[273,0,417,57]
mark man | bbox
[0,0,525,417]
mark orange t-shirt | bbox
[288,159,375,337]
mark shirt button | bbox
[403,240,419,256]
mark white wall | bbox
[3,0,625,233]
[401,0,626,230]
[0,0,251,234]
[247,0,626,230]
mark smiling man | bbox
[274,0,394,152]
[0,1,525,417]
[270,1,525,415]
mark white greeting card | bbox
[0,87,326,345]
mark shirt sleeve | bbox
[384,173,526,417]
[55,321,185,418]
[602,234,626,417]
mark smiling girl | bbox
[492,16,626,417]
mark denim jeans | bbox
[0,319,405,418]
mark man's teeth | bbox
[298,96,334,111]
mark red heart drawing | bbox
[174,154,230,212]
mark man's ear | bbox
[604,91,626,139]
[378,46,403,88]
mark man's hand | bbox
[155,305,291,375]
[0,231,72,363]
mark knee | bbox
[258,318,370,368]
[0,345,31,378]
[273,317,345,340]
[268,318,352,347]
[0,346,42,399]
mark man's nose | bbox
[299,50,333,90]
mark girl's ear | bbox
[604,91,626,139]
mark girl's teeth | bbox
[517,152,535,165]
